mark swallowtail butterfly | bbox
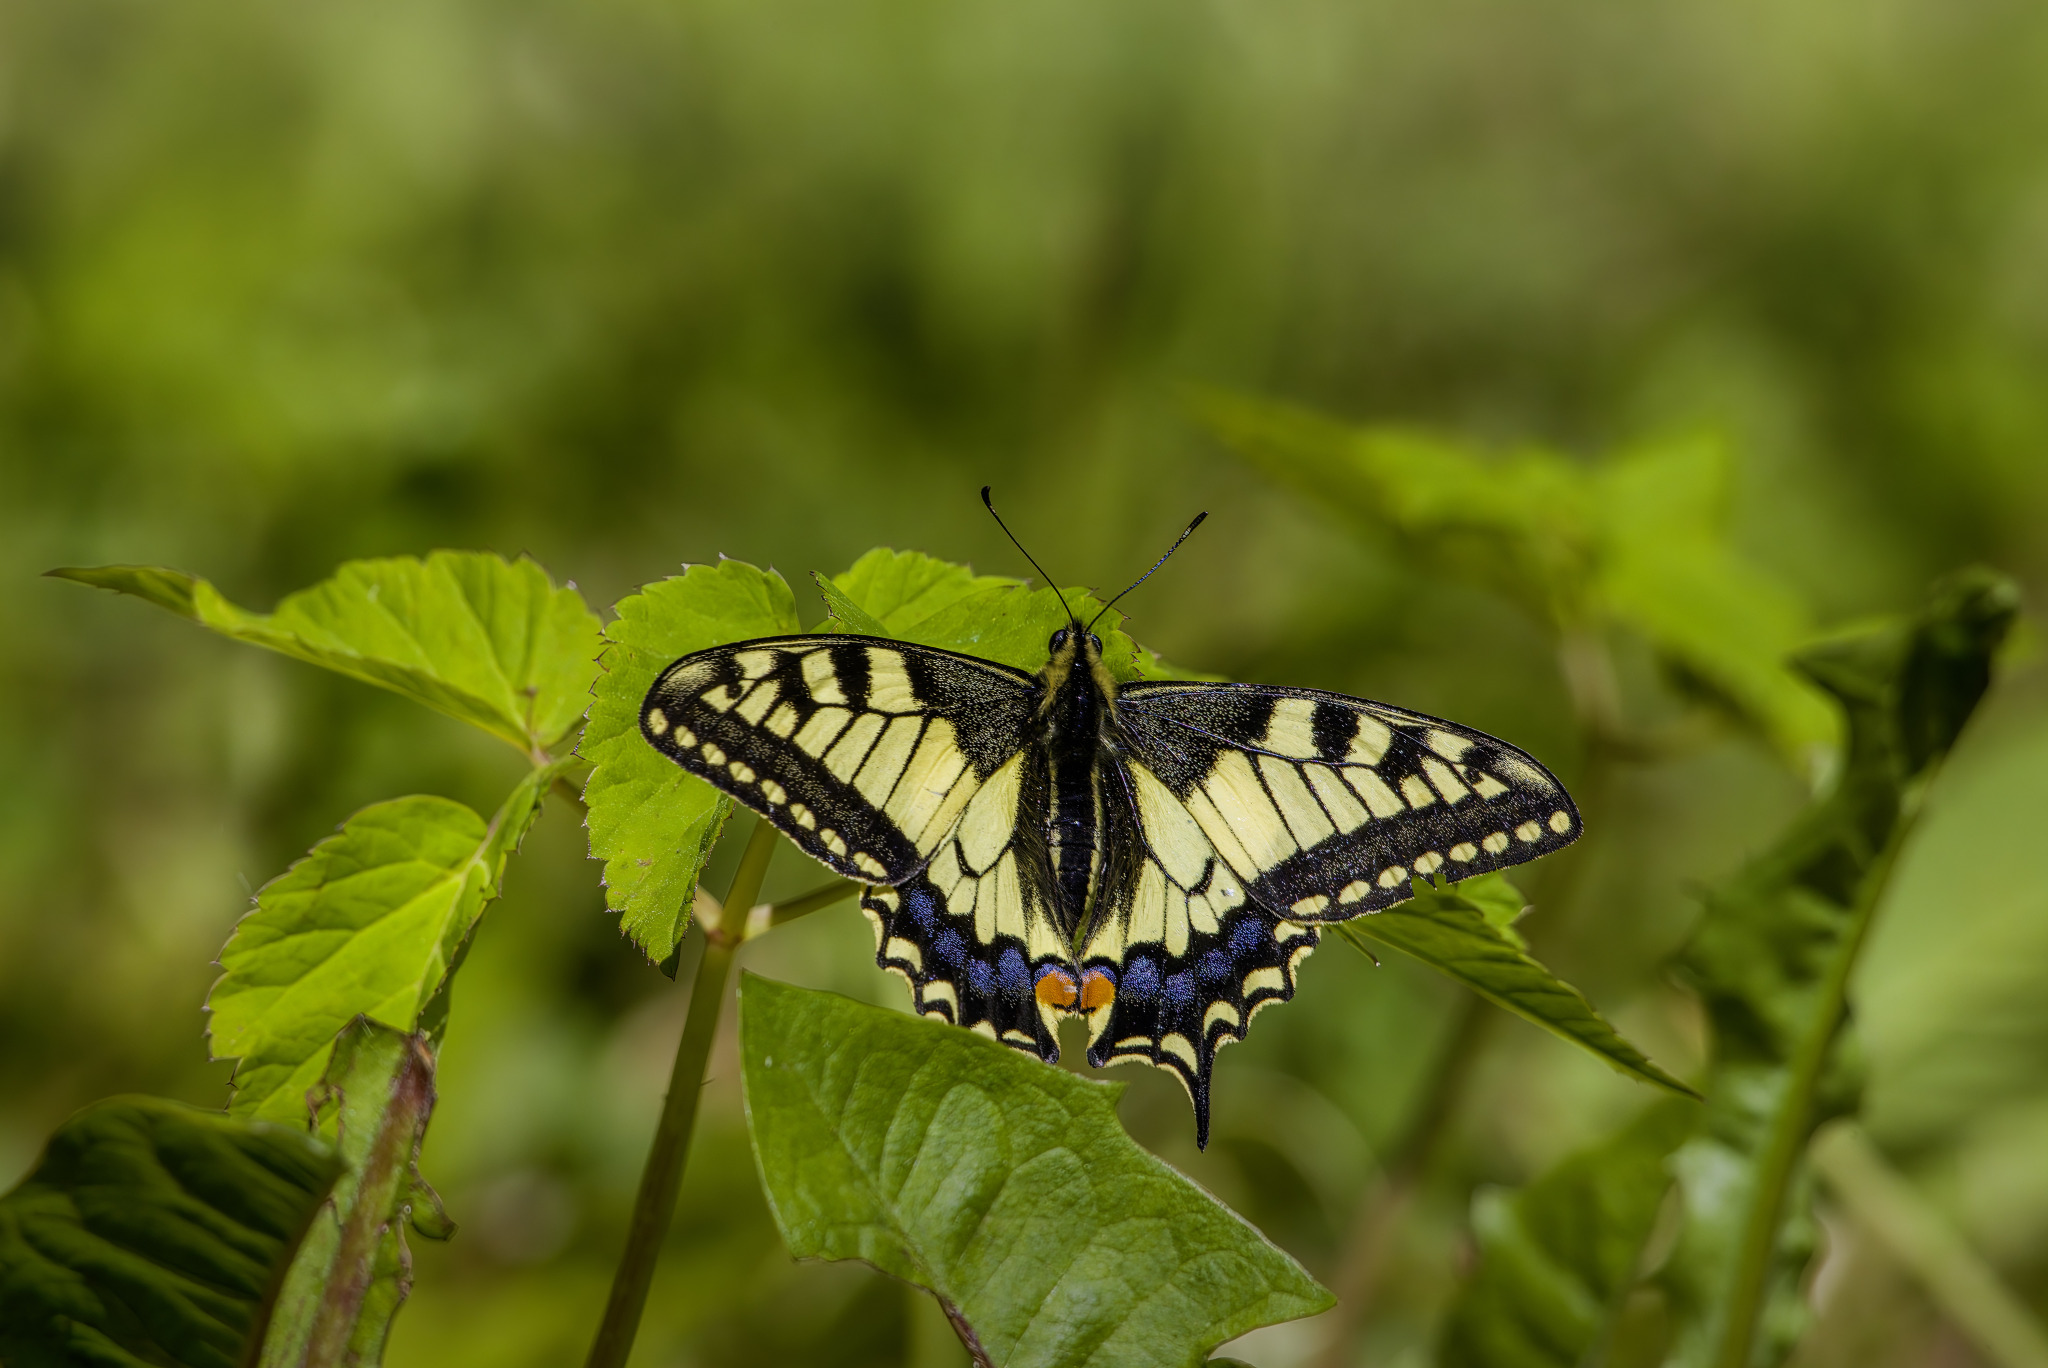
[641,494,1580,1143]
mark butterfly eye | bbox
[1048,628,1070,652]
[1086,633,1102,652]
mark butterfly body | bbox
[641,617,1579,1144]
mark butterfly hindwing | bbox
[861,752,1069,1061]
[640,635,1037,881]
[1114,682,1578,918]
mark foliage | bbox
[50,555,602,756]
[1339,875,1695,1098]
[738,974,1332,1367]
[0,1097,342,1368]
[209,767,564,1120]
[1436,569,2020,1368]
[1200,399,1839,774]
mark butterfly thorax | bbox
[1034,624,1123,945]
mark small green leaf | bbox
[1338,875,1696,1098]
[739,975,1333,1368]
[51,552,602,753]
[582,559,802,960]
[0,1096,342,1368]
[209,763,563,1120]
[811,571,896,638]
[257,1019,440,1368]
[1440,1100,1696,1368]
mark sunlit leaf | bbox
[209,762,564,1120]
[1440,1100,1696,1368]
[1339,875,1696,1098]
[823,547,1020,634]
[0,1096,341,1368]
[51,553,602,753]
[1659,568,2019,1368]
[582,559,802,960]
[257,1019,441,1368]
[826,548,1210,682]
[738,975,1333,1368]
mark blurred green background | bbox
[2,0,2046,1363]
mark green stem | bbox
[584,816,779,1368]
[1710,815,1916,1368]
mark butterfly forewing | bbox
[640,635,1037,882]
[1114,682,1578,918]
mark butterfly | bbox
[640,493,1580,1144]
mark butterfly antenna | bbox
[1088,510,1208,633]
[982,486,1075,623]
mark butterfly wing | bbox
[642,634,1068,1060]
[1114,681,1580,918]
[641,635,1037,882]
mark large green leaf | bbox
[582,559,803,960]
[738,975,1333,1368]
[1658,568,2018,1368]
[209,762,563,1120]
[1338,874,1696,1098]
[1440,1101,1697,1368]
[0,1096,342,1368]
[1200,396,1836,770]
[258,1019,444,1368]
[51,552,602,753]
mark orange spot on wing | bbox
[1080,969,1117,1011]
[1034,968,1078,1009]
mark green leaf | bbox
[825,548,1211,683]
[811,571,896,638]
[209,762,564,1121]
[824,547,1021,634]
[1199,395,1837,771]
[257,1019,441,1368]
[1659,568,2019,1368]
[582,559,802,960]
[738,975,1332,1368]
[1338,874,1696,1098]
[1440,1101,1697,1368]
[51,552,602,754]
[0,1096,342,1368]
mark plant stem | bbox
[1709,816,1915,1368]
[584,816,779,1368]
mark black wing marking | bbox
[1071,757,1319,1146]
[861,752,1070,1063]
[640,634,1036,883]
[1115,681,1579,918]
